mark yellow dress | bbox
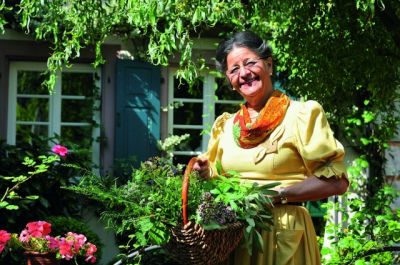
[203,100,347,265]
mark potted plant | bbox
[0,220,97,265]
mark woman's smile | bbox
[239,77,260,90]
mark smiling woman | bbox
[192,31,349,265]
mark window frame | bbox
[167,68,242,157]
[7,61,101,165]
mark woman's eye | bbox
[230,67,239,74]
[246,61,257,67]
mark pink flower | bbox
[58,237,74,260]
[52,144,68,157]
[1,221,96,263]
[85,243,97,263]
[19,229,30,242]
[45,235,59,250]
[26,221,51,238]
[85,255,97,263]
[0,230,11,253]
[64,232,88,254]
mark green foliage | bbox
[206,164,278,253]
[1,1,400,262]
[0,136,92,228]
[68,157,192,251]
[0,0,11,34]
[68,157,278,260]
[0,154,59,211]
[321,159,400,264]
[1,1,398,181]
[1,0,397,181]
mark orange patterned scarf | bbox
[233,90,290,149]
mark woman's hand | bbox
[273,175,349,204]
[192,157,211,179]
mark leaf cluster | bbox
[0,154,59,211]
[204,163,279,254]
[322,182,400,264]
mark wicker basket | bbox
[164,157,244,265]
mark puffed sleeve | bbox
[295,101,347,179]
[201,112,232,177]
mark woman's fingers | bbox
[192,157,210,179]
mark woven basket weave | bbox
[164,157,244,265]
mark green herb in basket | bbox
[195,162,279,253]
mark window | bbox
[7,62,101,165]
[167,69,242,164]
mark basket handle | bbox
[181,157,198,225]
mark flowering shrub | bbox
[0,143,70,211]
[0,221,97,263]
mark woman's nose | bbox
[239,66,251,78]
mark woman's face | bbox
[226,47,273,105]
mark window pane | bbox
[215,78,243,101]
[17,98,49,121]
[173,103,203,125]
[215,103,240,117]
[62,72,95,96]
[61,126,92,149]
[173,77,203,99]
[17,71,48,94]
[16,124,48,144]
[173,154,192,167]
[173,128,202,152]
[62,99,93,123]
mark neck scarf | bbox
[232,90,290,149]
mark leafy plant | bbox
[198,164,278,253]
[321,158,400,264]
[68,156,278,263]
[0,138,96,265]
[0,154,59,211]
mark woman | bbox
[193,31,349,265]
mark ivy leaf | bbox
[26,195,40,200]
[0,201,9,208]
[6,204,19,210]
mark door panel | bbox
[115,60,160,166]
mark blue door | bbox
[115,59,160,167]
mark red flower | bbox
[51,144,68,157]
[0,230,11,253]
[26,221,51,238]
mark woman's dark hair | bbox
[215,31,272,72]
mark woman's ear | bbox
[266,57,273,75]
